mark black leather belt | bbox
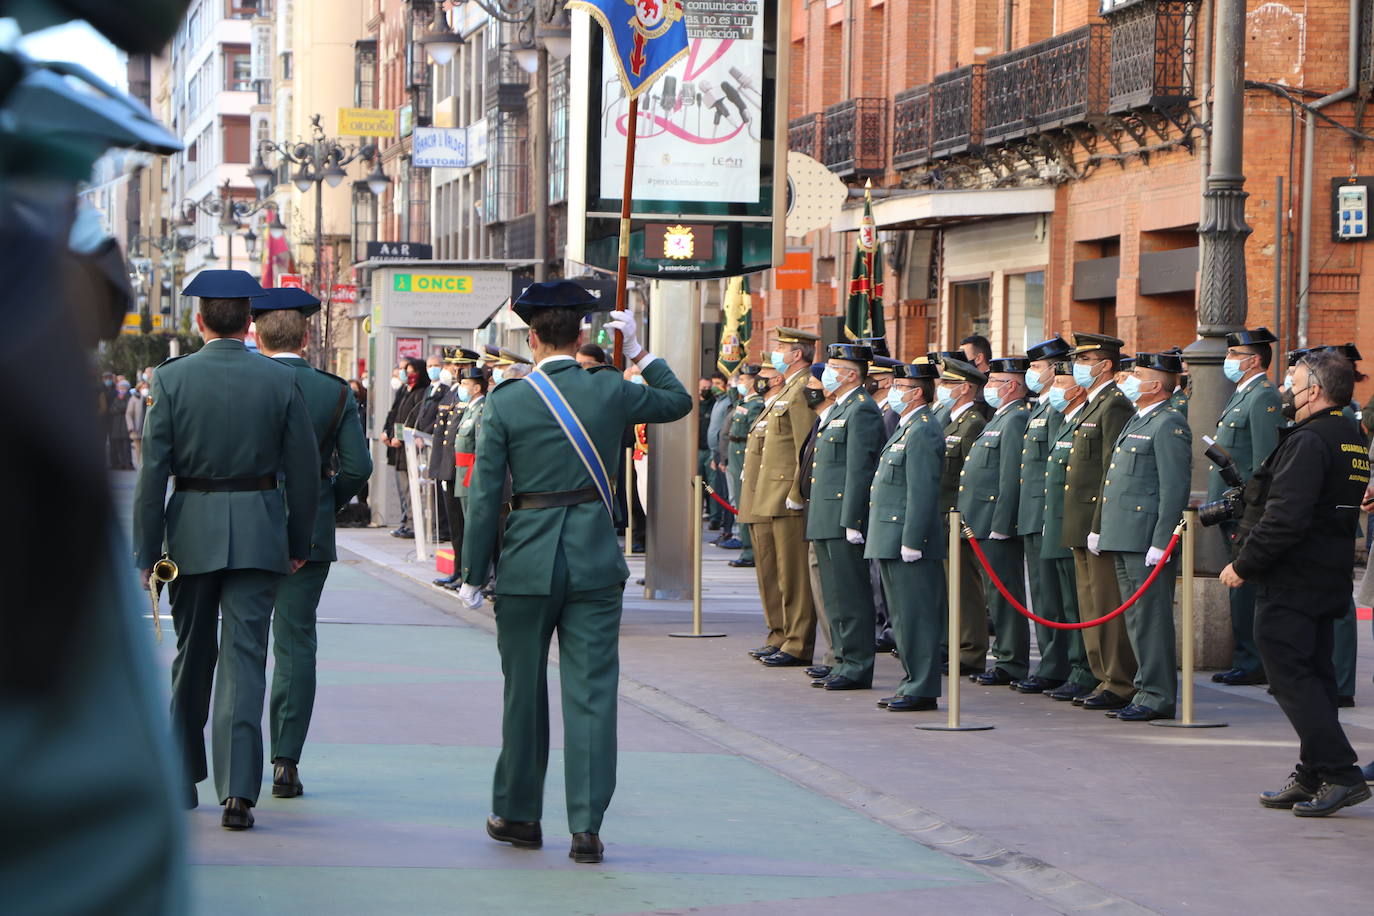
[508,486,600,511]
[174,474,277,492]
[729,436,748,442]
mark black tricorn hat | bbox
[826,343,874,363]
[1225,327,1278,348]
[853,337,891,358]
[1025,336,1072,363]
[987,357,1030,374]
[1118,356,1137,372]
[894,361,940,380]
[1135,352,1185,373]
[457,366,487,380]
[252,286,322,317]
[927,350,963,363]
[737,363,762,375]
[183,269,267,299]
[512,279,609,323]
[1052,360,1075,377]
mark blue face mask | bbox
[935,385,954,407]
[821,366,841,393]
[428,366,442,381]
[457,386,472,403]
[1222,357,1247,383]
[886,387,907,412]
[736,382,749,397]
[1026,368,1045,394]
[1072,361,1097,389]
[492,368,505,385]
[1047,386,1069,412]
[984,385,1004,411]
[1283,374,1293,390]
[770,350,789,374]
[1120,375,1142,403]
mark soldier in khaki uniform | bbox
[745,329,820,665]
[936,358,988,673]
[736,365,780,651]
[1062,333,1138,710]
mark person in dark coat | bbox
[383,357,429,538]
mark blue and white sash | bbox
[525,369,616,518]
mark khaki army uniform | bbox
[737,387,784,650]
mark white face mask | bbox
[439,369,454,386]
[389,376,402,392]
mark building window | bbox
[351,181,378,264]
[225,44,253,91]
[354,39,378,108]
[548,59,569,205]
[1007,271,1046,352]
[223,115,251,163]
[227,0,260,19]
[280,51,293,81]
[950,279,991,344]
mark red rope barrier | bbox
[703,481,738,516]
[963,525,1181,630]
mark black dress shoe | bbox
[1211,667,1243,683]
[824,675,868,691]
[389,527,414,539]
[570,832,604,863]
[1112,703,1172,722]
[222,797,254,830]
[1047,682,1094,702]
[1217,668,1267,686]
[876,696,899,708]
[804,665,832,679]
[973,668,1016,686]
[1293,781,1371,817]
[748,644,779,659]
[886,696,937,712]
[1338,695,1355,708]
[1011,676,1064,694]
[272,758,303,798]
[811,675,835,688]
[760,652,811,667]
[874,636,896,653]
[1081,690,1129,711]
[1259,772,1320,809]
[432,574,459,586]
[728,558,755,568]
[486,815,543,848]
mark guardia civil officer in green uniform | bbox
[726,364,765,569]
[1062,333,1138,711]
[1041,363,1099,701]
[1097,352,1192,720]
[959,357,1033,684]
[1012,337,1075,694]
[807,343,885,690]
[458,281,691,864]
[432,346,480,588]
[936,358,989,673]
[251,287,372,797]
[1209,328,1285,686]
[452,364,490,518]
[867,361,947,710]
[928,351,963,427]
[133,270,319,829]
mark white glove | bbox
[1086,532,1101,556]
[900,546,923,563]
[785,498,805,511]
[845,527,864,545]
[457,583,484,609]
[989,531,1010,541]
[606,309,644,360]
[1145,546,1165,567]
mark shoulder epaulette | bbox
[313,367,347,384]
[158,354,188,367]
[585,363,619,374]
[492,377,525,392]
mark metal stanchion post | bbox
[918,510,993,732]
[670,475,726,638]
[1153,509,1228,729]
[624,447,634,560]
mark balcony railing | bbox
[983,45,1038,144]
[982,25,1109,145]
[1105,0,1198,112]
[788,113,823,160]
[821,98,887,178]
[892,84,931,170]
[930,64,983,158]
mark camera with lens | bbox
[1198,437,1246,527]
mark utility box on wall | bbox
[1332,177,1374,241]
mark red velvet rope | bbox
[963,525,1181,630]
[702,481,739,515]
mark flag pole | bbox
[864,179,877,339]
[613,95,640,369]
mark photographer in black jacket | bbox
[1220,348,1370,816]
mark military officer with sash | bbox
[433,347,480,589]
[1012,337,1075,694]
[747,328,821,666]
[1062,333,1137,711]
[936,358,989,674]
[1209,328,1285,687]
[806,343,885,689]
[1097,352,1192,720]
[1041,363,1099,701]
[458,280,691,864]
[868,361,946,710]
[726,364,765,569]
[250,287,372,797]
[133,270,319,829]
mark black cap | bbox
[853,337,891,358]
[182,269,267,299]
[252,286,321,316]
[927,350,963,363]
[987,357,1030,374]
[1118,356,1137,372]
[1162,345,1185,356]
[1225,327,1278,348]
[457,366,486,380]
[826,343,874,363]
[894,361,939,380]
[1070,332,1125,355]
[1337,342,1363,362]
[512,279,608,323]
[738,363,762,375]
[1135,351,1185,373]
[1052,360,1075,377]
[939,357,987,385]
[1025,336,1072,363]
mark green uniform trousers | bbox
[1223,522,1264,676]
[1071,547,1137,697]
[1049,556,1096,689]
[979,537,1030,679]
[726,463,753,563]
[1112,552,1178,714]
[879,557,946,698]
[168,567,281,804]
[1025,534,1069,683]
[946,526,988,669]
[814,537,876,686]
[751,515,816,659]
[269,559,331,764]
[1333,598,1357,698]
[808,542,836,665]
[492,548,624,834]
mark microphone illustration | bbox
[721,81,750,122]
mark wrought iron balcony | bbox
[892,84,931,170]
[983,25,1109,145]
[1104,0,1198,112]
[983,45,1038,144]
[788,113,824,161]
[821,98,887,178]
[930,65,983,158]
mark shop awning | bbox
[832,186,1056,232]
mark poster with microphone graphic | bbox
[598,0,763,204]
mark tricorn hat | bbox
[251,286,321,317]
[853,337,891,358]
[826,343,874,363]
[512,279,608,324]
[1135,352,1185,374]
[1025,336,1072,363]
[1225,327,1278,348]
[894,361,939,380]
[182,269,267,299]
[987,357,1030,374]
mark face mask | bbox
[803,387,826,409]
[1120,375,1142,403]
[428,366,442,381]
[886,387,907,412]
[754,377,771,395]
[770,350,789,373]
[457,386,472,403]
[439,369,454,386]
[1047,387,1069,412]
[821,366,841,393]
[390,376,402,391]
[736,382,750,397]
[492,368,505,385]
[1283,374,1293,390]
[1072,361,1097,389]
[630,375,647,385]
[1280,387,1297,420]
[935,385,954,407]
[141,371,151,382]
[1222,357,1247,383]
[1026,369,1045,394]
[863,377,879,395]
[984,384,1003,410]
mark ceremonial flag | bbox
[717,275,752,376]
[844,181,886,341]
[567,0,691,100]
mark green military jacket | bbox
[726,394,765,478]
[1017,399,1061,536]
[1169,388,1189,418]
[804,386,884,540]
[939,403,987,513]
[1205,374,1283,502]
[453,395,487,492]
[957,398,1031,538]
[133,338,319,575]
[1099,404,1192,553]
[753,368,817,516]
[461,356,691,595]
[1060,383,1134,549]
[864,405,946,561]
[275,356,372,562]
[1040,404,1084,561]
